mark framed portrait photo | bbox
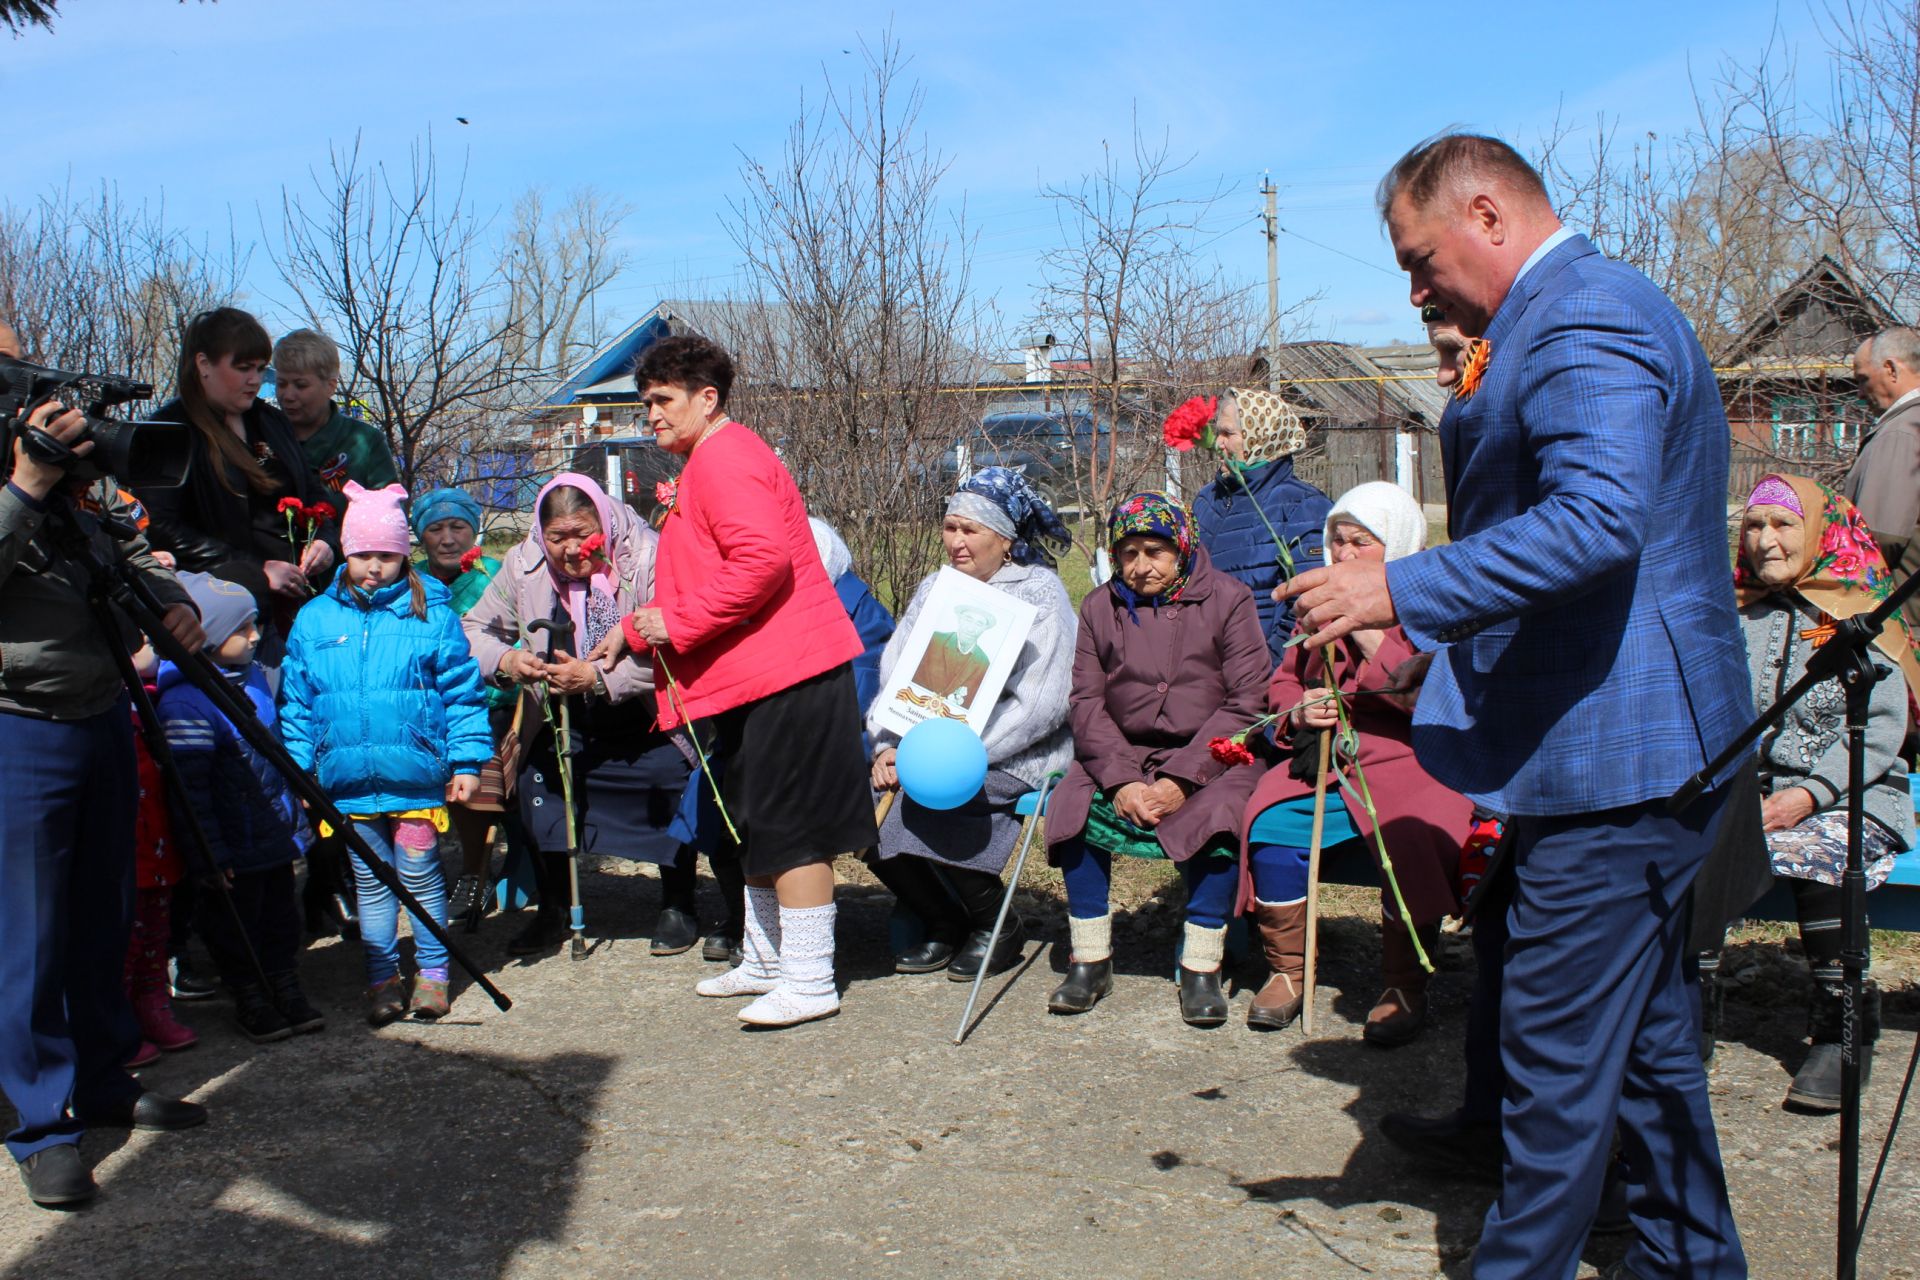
[874,566,1039,737]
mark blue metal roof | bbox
[542,307,675,407]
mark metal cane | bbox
[953,771,1062,1045]
[527,618,588,961]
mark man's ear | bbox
[1469,193,1505,247]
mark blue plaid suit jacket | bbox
[1386,234,1749,817]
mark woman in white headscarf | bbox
[1237,481,1471,1044]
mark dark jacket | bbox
[1191,457,1332,663]
[137,399,339,576]
[0,478,192,720]
[1046,548,1271,863]
[834,571,895,714]
[155,659,303,872]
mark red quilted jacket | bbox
[630,422,859,726]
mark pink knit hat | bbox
[340,481,413,556]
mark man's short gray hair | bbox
[1870,327,1920,374]
[271,328,340,380]
[1377,132,1553,223]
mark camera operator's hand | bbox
[161,603,206,655]
[11,400,93,502]
[263,559,312,599]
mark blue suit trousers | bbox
[0,704,143,1161]
[1474,788,1746,1280]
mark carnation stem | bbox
[1229,464,1296,579]
[655,650,741,844]
[1329,684,1433,973]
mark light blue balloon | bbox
[896,717,988,811]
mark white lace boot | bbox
[739,902,840,1026]
[696,886,781,997]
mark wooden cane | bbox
[875,790,897,826]
[1300,665,1336,1037]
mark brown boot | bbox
[1365,916,1438,1047]
[1247,900,1307,1030]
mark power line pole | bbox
[1261,174,1279,391]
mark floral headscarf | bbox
[946,465,1072,568]
[1736,472,1920,697]
[1106,491,1195,625]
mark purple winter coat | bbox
[1046,547,1271,863]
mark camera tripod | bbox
[38,496,511,1014]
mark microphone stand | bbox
[1670,565,1920,1280]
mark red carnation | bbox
[579,531,608,565]
[1163,395,1218,452]
[655,479,678,510]
[276,496,303,516]
[306,501,337,525]
[458,546,484,574]
[1209,735,1255,767]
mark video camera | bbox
[0,354,190,488]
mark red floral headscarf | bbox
[1736,472,1920,697]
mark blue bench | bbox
[1247,781,1920,932]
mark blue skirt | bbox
[518,720,691,865]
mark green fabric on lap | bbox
[1084,792,1168,860]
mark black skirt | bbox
[708,663,877,877]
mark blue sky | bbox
[5,0,1820,358]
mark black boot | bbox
[1178,966,1229,1027]
[703,849,746,963]
[945,866,1023,982]
[1047,959,1113,1014]
[864,852,964,973]
[268,971,325,1034]
[508,852,571,956]
[1787,978,1879,1113]
[652,852,701,956]
[232,983,293,1043]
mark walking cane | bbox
[1301,666,1337,1037]
[953,771,1061,1045]
[527,618,588,961]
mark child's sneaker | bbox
[233,984,294,1043]
[367,976,407,1027]
[134,991,198,1052]
[409,972,450,1020]
[268,972,325,1035]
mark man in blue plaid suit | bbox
[1285,135,1748,1279]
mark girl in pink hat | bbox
[279,482,494,1024]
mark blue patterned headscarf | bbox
[1106,491,1194,624]
[946,465,1072,568]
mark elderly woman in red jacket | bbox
[1044,492,1271,1027]
[591,336,874,1029]
[1241,481,1469,1043]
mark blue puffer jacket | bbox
[155,660,304,872]
[280,569,493,814]
[1191,457,1332,664]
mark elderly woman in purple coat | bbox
[1045,492,1271,1026]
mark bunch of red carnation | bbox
[277,497,336,551]
[458,546,485,574]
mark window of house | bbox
[1770,395,1871,456]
